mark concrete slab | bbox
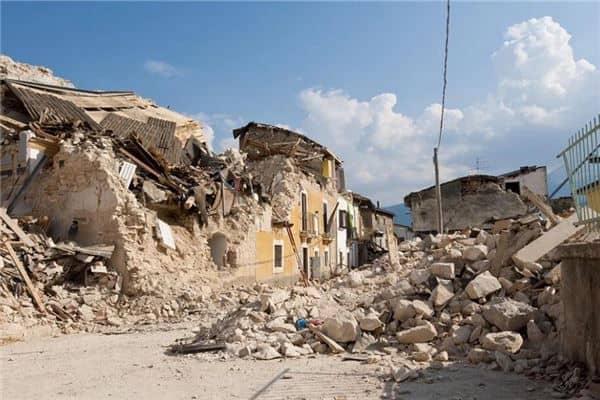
[512,213,584,266]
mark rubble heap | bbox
[171,213,591,397]
[0,55,74,87]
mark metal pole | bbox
[434,147,443,233]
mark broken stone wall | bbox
[408,181,528,233]
[14,139,224,301]
[559,241,600,375]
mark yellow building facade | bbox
[254,181,338,282]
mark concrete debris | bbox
[396,321,437,344]
[482,298,536,331]
[160,208,591,396]
[481,331,524,354]
[465,271,502,299]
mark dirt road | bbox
[1,324,549,400]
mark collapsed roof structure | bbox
[404,175,529,233]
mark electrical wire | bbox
[436,0,451,149]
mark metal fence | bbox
[558,113,600,231]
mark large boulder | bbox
[322,313,360,343]
[393,299,416,321]
[481,331,523,354]
[396,321,437,344]
[429,262,455,280]
[430,280,454,307]
[482,298,535,331]
[465,271,502,299]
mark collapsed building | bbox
[404,175,529,233]
[0,58,399,335]
[231,122,399,282]
[0,77,270,297]
[500,165,548,197]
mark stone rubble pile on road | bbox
[173,214,591,398]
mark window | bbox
[339,209,348,229]
[301,192,308,231]
[302,246,309,277]
[324,250,329,267]
[322,202,328,232]
[339,251,344,266]
[273,240,284,272]
[313,213,319,235]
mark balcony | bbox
[300,212,318,242]
[321,231,334,244]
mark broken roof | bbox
[2,79,205,146]
[346,191,376,209]
[375,208,395,218]
[404,174,500,205]
[500,165,546,179]
[233,121,341,163]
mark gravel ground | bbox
[0,324,549,400]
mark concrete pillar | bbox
[559,242,600,375]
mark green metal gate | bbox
[558,113,600,231]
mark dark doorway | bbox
[505,181,521,195]
[302,247,309,277]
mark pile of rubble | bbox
[170,213,592,397]
[0,208,123,338]
[0,204,240,341]
[0,55,74,87]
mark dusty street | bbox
[1,324,547,400]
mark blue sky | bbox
[2,1,599,205]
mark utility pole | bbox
[434,147,443,233]
[434,0,450,234]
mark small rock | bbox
[463,245,489,261]
[429,262,455,280]
[434,351,449,361]
[430,280,454,307]
[526,320,545,343]
[467,348,494,364]
[481,331,523,354]
[412,300,434,318]
[465,271,502,300]
[409,269,431,286]
[495,351,514,372]
[254,344,282,360]
[394,299,416,321]
[396,321,437,344]
[359,313,383,332]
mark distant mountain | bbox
[384,203,412,226]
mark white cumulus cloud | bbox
[144,60,181,78]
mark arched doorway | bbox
[208,233,228,268]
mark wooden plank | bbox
[53,243,115,258]
[5,242,46,313]
[0,208,35,247]
[311,329,345,354]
